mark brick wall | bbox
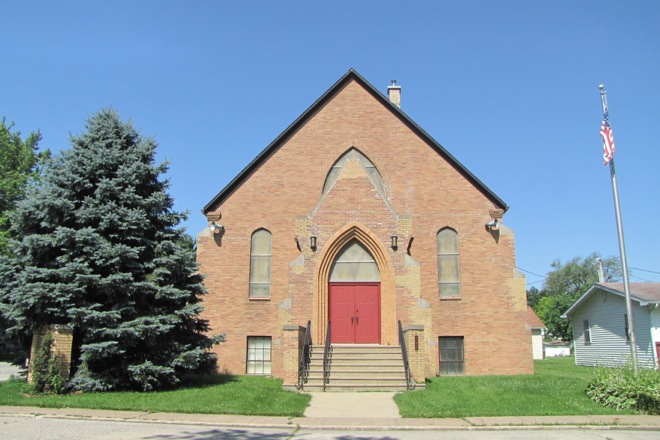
[197,77,533,384]
[403,325,426,383]
[28,324,74,383]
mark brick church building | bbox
[197,70,532,389]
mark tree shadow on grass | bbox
[179,373,239,389]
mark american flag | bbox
[600,111,615,165]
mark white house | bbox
[543,341,571,358]
[526,306,545,360]
[562,282,660,368]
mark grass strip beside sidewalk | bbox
[395,356,637,418]
[0,356,640,418]
[0,374,310,417]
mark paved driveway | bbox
[0,362,23,381]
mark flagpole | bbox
[599,84,638,372]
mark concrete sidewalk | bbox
[304,392,401,419]
[1,377,658,431]
[1,405,659,431]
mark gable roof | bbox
[526,306,545,329]
[203,69,508,214]
[562,282,660,318]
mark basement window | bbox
[246,336,271,374]
[439,336,464,375]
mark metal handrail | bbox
[322,321,332,390]
[296,321,312,390]
[398,320,416,390]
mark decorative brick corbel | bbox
[489,208,505,221]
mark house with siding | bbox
[562,282,660,369]
[197,69,533,390]
[544,341,571,357]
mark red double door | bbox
[329,283,380,344]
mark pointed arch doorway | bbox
[329,240,381,344]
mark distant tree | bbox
[533,252,621,341]
[0,109,221,391]
[0,118,48,255]
[0,118,48,357]
[533,293,576,342]
[543,253,621,298]
[526,286,543,308]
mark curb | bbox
[1,407,659,431]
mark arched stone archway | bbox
[313,223,397,345]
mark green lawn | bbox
[0,374,310,417]
[394,356,637,418]
[0,357,639,418]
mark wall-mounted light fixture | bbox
[391,234,398,251]
[310,235,317,251]
[485,218,499,231]
[210,221,225,234]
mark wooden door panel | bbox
[329,284,355,343]
[329,283,380,344]
[354,284,380,343]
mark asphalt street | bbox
[1,415,659,440]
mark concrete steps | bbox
[302,344,412,392]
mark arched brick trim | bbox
[321,147,385,195]
[313,223,397,345]
[311,147,396,218]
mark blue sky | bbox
[2,1,659,285]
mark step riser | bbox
[303,344,410,392]
[308,372,404,379]
[303,385,409,392]
[309,365,405,374]
[309,359,403,369]
[325,355,402,358]
[311,355,402,360]
[311,345,401,355]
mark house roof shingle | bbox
[526,306,545,329]
[599,282,660,303]
[562,282,660,318]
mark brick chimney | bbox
[387,80,401,108]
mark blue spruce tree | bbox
[0,109,221,391]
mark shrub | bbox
[3,110,220,391]
[586,364,660,414]
[30,333,68,394]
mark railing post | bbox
[323,321,332,391]
[296,321,312,390]
[398,320,416,390]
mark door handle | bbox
[351,317,354,324]
[356,316,359,325]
